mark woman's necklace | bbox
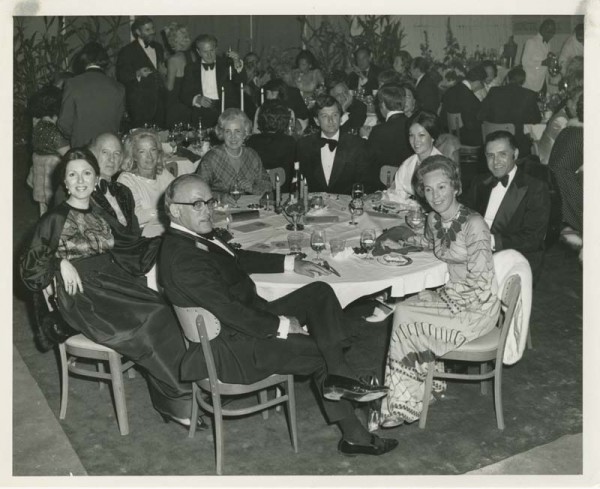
[224,146,243,158]
[434,204,469,249]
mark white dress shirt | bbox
[415,73,425,87]
[320,131,339,186]
[484,165,518,250]
[385,110,404,121]
[138,38,157,68]
[200,63,219,100]
[559,34,583,75]
[521,33,550,92]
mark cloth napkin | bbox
[330,247,354,261]
[372,225,419,256]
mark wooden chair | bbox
[59,335,136,435]
[482,121,516,141]
[419,273,523,431]
[267,167,286,188]
[379,165,398,187]
[173,306,298,475]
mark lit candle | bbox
[221,86,225,113]
[275,174,281,204]
[260,88,265,105]
[229,65,232,81]
[240,83,244,111]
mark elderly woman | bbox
[387,111,442,205]
[197,108,273,195]
[380,155,500,427]
[164,23,195,127]
[246,100,296,192]
[20,148,201,428]
[291,49,325,100]
[117,129,174,227]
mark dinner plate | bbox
[376,253,413,267]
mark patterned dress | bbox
[381,205,501,423]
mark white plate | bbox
[376,253,413,267]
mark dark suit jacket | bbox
[463,164,550,279]
[346,65,382,96]
[246,133,296,192]
[116,40,166,127]
[297,133,372,195]
[367,112,413,182]
[91,183,139,235]
[57,68,125,147]
[340,99,367,134]
[442,82,482,146]
[478,85,541,155]
[415,73,440,114]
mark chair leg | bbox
[259,390,269,420]
[480,362,491,395]
[286,377,298,453]
[59,343,69,420]
[275,386,282,413]
[419,364,435,429]
[97,361,106,390]
[526,328,533,350]
[494,367,505,430]
[188,383,199,438]
[212,393,224,475]
[108,352,129,436]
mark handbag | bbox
[31,289,77,352]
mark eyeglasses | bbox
[173,198,217,211]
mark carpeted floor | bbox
[12,144,582,476]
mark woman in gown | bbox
[379,155,501,427]
[163,23,195,128]
[20,148,197,425]
[291,50,325,101]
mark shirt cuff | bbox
[284,255,296,272]
[277,316,290,339]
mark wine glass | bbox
[310,229,327,264]
[348,197,364,225]
[360,229,377,259]
[405,207,426,230]
[352,183,365,200]
[230,181,243,208]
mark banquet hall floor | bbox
[11,144,583,478]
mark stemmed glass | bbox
[229,181,243,208]
[349,197,364,225]
[360,229,377,260]
[310,229,327,265]
[352,183,365,200]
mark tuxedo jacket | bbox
[346,65,381,96]
[463,164,550,279]
[91,183,139,235]
[415,73,440,114]
[442,82,482,146]
[57,68,125,147]
[367,112,413,183]
[478,84,541,155]
[296,133,372,195]
[340,99,367,134]
[116,40,166,126]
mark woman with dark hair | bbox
[20,148,201,428]
[246,100,297,191]
[291,49,325,100]
[393,51,413,81]
[387,111,442,204]
[379,155,500,427]
[27,85,70,214]
[399,82,418,119]
[254,77,309,134]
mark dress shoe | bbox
[161,413,210,431]
[380,414,404,429]
[323,374,388,402]
[338,434,399,456]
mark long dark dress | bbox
[20,202,192,418]
[165,51,194,128]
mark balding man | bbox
[159,174,398,456]
[522,19,556,93]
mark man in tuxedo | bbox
[410,57,440,114]
[464,131,550,280]
[58,42,125,147]
[346,47,381,97]
[158,174,398,456]
[116,16,166,128]
[441,64,486,147]
[329,81,367,135]
[478,67,541,156]
[367,84,413,189]
[297,95,372,195]
[179,34,245,129]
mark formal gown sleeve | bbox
[438,214,496,314]
[20,210,67,291]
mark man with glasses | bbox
[158,174,398,456]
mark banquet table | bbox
[214,194,448,308]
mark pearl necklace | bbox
[224,146,243,158]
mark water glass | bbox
[287,232,305,255]
[230,181,243,208]
[349,198,364,225]
[330,238,346,257]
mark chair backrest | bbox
[379,165,398,186]
[267,167,286,188]
[482,121,516,141]
[494,275,522,367]
[173,306,221,342]
[447,112,463,139]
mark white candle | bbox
[303,177,309,209]
[260,88,265,105]
[221,86,225,113]
[229,65,232,81]
[240,83,244,111]
[275,174,281,204]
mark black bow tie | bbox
[491,175,509,188]
[143,41,153,49]
[98,179,117,196]
[202,62,215,70]
[320,137,338,152]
